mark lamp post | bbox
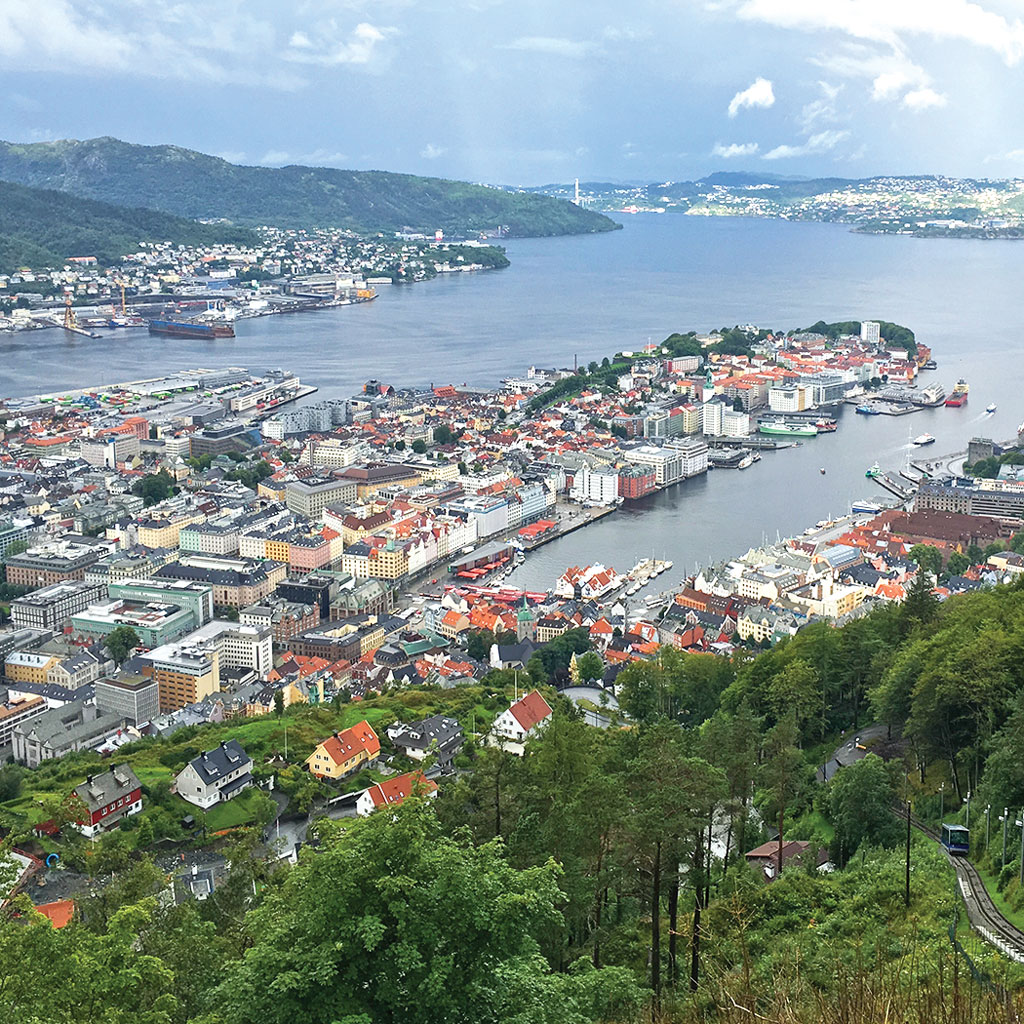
[1002,808,1009,868]
[965,791,972,829]
[1018,815,1024,888]
[986,804,992,849]
[940,782,945,823]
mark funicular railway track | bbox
[902,810,1024,962]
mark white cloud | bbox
[985,148,1024,163]
[763,129,850,159]
[503,36,596,58]
[902,86,948,110]
[420,143,446,159]
[733,0,1024,66]
[283,23,391,66]
[728,77,775,117]
[799,81,842,130]
[256,148,349,167]
[258,150,293,166]
[712,141,760,158]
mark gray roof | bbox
[73,763,140,812]
[388,714,463,753]
[187,739,252,784]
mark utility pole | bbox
[986,804,991,849]
[1018,814,1024,888]
[939,782,945,822]
[905,787,912,908]
[1002,807,1009,868]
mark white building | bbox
[623,445,683,486]
[570,464,620,505]
[861,321,881,346]
[173,740,253,809]
[489,690,552,755]
[666,437,709,477]
[768,384,810,413]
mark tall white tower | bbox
[573,178,581,206]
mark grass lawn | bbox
[203,787,266,831]
[973,862,1024,934]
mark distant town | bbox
[535,173,1024,238]
[0,225,509,335]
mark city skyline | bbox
[2,0,1024,184]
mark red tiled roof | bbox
[319,720,380,766]
[509,690,552,732]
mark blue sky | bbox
[2,0,1024,184]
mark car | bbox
[431,578,438,584]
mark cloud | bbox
[728,77,775,117]
[283,22,392,66]
[256,148,350,167]
[985,148,1024,163]
[420,143,446,159]
[257,150,293,166]
[503,36,596,58]
[763,129,850,159]
[712,141,760,158]
[733,0,1024,66]
[799,81,842,129]
[902,86,947,110]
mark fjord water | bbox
[4,215,1022,586]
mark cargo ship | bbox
[147,319,235,339]
[758,420,818,438]
[945,378,968,406]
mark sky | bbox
[2,0,1024,184]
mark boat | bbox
[923,359,938,370]
[866,462,882,478]
[944,393,967,407]
[758,421,818,438]
[814,418,838,432]
[852,499,883,514]
[913,383,947,407]
[953,378,969,395]
[986,403,997,414]
[737,453,754,469]
[856,405,881,415]
[147,319,236,339]
[913,433,936,446]
[819,467,826,475]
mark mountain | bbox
[0,179,259,274]
[0,137,620,238]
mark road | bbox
[816,723,889,783]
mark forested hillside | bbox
[0,137,620,238]
[0,179,258,274]
[6,575,1024,1022]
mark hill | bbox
[0,179,259,274]
[0,137,620,238]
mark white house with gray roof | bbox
[174,740,253,809]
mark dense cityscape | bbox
[7,3,1024,1022]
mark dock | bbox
[872,472,915,500]
[520,504,616,551]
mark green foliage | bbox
[908,543,943,575]
[0,137,620,239]
[131,468,175,507]
[575,650,604,683]
[104,624,140,666]
[0,178,258,274]
[410,438,427,454]
[827,753,901,864]
[215,801,642,1024]
[803,318,917,356]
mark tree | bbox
[411,438,427,454]
[215,801,642,1024]
[575,651,603,683]
[104,625,140,666]
[458,461,468,475]
[946,551,970,576]
[908,543,943,576]
[131,468,175,507]
[901,570,939,633]
[761,713,803,881]
[274,689,285,718]
[0,764,22,802]
[133,816,155,850]
[827,753,901,865]
[434,423,454,445]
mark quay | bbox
[520,504,616,551]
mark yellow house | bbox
[306,721,380,779]
[4,652,59,684]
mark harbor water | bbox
[3,215,1022,588]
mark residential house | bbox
[387,714,463,770]
[306,720,380,779]
[174,740,253,809]
[72,764,142,839]
[490,689,552,754]
[355,770,438,816]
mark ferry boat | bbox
[913,433,936,446]
[913,383,947,407]
[856,405,881,415]
[852,499,883,514]
[866,462,882,478]
[758,420,818,438]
